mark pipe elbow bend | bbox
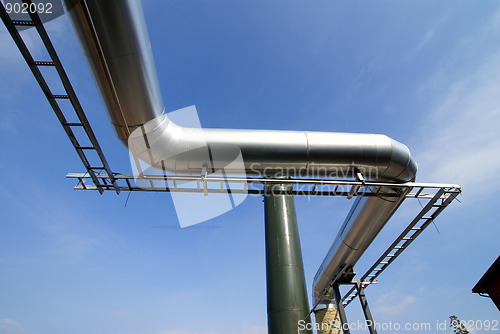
[381,136,418,182]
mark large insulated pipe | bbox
[63,0,162,142]
[64,0,417,324]
[64,0,416,180]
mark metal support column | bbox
[353,279,378,334]
[264,183,312,334]
[333,284,351,334]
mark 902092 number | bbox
[5,2,53,14]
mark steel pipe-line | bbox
[63,0,416,180]
[63,0,418,321]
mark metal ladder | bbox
[342,186,460,306]
[0,0,119,194]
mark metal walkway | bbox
[0,0,119,194]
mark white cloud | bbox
[0,181,102,262]
[0,319,27,334]
[373,291,418,319]
[416,29,435,51]
[155,324,266,334]
[412,16,500,202]
[157,330,219,334]
[39,209,100,259]
[412,15,448,55]
[237,324,267,334]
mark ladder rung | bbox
[374,268,383,271]
[34,61,55,66]
[51,95,70,99]
[380,261,389,265]
[63,122,83,127]
[403,237,413,240]
[89,167,104,170]
[368,274,376,277]
[76,146,95,150]
[394,246,404,249]
[387,254,396,257]
[422,216,434,220]
[10,20,35,26]
[411,227,422,230]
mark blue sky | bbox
[1,1,500,334]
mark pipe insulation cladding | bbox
[64,0,417,310]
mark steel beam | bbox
[353,279,378,334]
[333,284,350,334]
[264,183,312,334]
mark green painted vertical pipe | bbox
[264,183,312,334]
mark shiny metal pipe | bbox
[64,0,164,142]
[126,114,416,179]
[65,0,416,180]
[312,189,403,306]
[65,0,418,308]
